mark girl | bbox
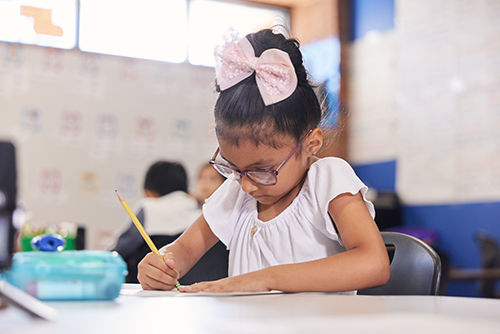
[138,29,390,293]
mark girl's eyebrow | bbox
[220,152,237,167]
[219,152,239,168]
[220,152,274,169]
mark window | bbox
[187,0,289,67]
[1,0,289,65]
[79,0,289,65]
[79,0,187,63]
[0,0,77,49]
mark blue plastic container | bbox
[3,250,127,300]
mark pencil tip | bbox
[115,190,124,202]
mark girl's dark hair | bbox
[214,29,323,147]
[144,161,188,196]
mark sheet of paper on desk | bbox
[120,287,283,297]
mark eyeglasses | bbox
[209,130,312,186]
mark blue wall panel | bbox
[403,202,500,268]
[352,160,396,190]
[403,202,500,297]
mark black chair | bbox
[179,240,229,285]
[474,230,500,298]
[358,232,442,295]
[125,234,229,285]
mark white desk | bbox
[1,284,500,334]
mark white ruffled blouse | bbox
[203,157,374,284]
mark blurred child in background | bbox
[194,163,226,207]
[110,161,200,282]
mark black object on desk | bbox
[0,142,16,272]
[0,141,57,320]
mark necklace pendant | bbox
[251,225,258,235]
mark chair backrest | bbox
[358,232,442,295]
[179,240,229,285]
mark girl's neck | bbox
[256,157,317,221]
[256,177,305,221]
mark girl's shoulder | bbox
[308,156,356,179]
[311,156,351,166]
[304,156,368,204]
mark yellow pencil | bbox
[115,190,180,291]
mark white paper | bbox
[120,285,283,297]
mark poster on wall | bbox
[0,43,30,99]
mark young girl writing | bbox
[138,28,390,293]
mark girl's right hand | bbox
[137,251,180,290]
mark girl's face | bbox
[217,130,321,210]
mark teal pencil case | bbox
[3,250,127,301]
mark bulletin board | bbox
[0,43,218,249]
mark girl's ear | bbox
[305,128,323,156]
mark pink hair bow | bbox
[214,34,298,106]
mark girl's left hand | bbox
[178,271,271,293]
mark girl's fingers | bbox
[179,282,210,293]
[142,274,176,291]
[179,278,264,293]
[138,253,179,290]
[162,252,177,270]
[178,271,271,293]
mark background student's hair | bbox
[144,161,188,196]
[214,29,324,147]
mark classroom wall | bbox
[0,0,342,253]
[344,0,500,296]
[0,43,218,250]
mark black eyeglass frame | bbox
[209,130,313,186]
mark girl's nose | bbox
[239,175,259,193]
